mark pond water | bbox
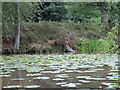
[0,54,119,89]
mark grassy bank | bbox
[2,21,118,54]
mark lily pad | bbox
[61,83,76,87]
[107,76,118,80]
[9,70,16,72]
[76,70,83,73]
[53,78,65,81]
[105,85,120,89]
[78,80,91,83]
[108,73,118,75]
[110,70,119,72]
[24,85,40,88]
[11,78,25,81]
[96,65,104,67]
[84,70,96,73]
[3,85,22,88]
[94,69,104,71]
[0,75,11,77]
[51,70,60,74]
[65,70,73,73]
[56,82,67,85]
[76,76,91,79]
[74,83,82,85]
[101,82,112,86]
[92,78,106,80]
[55,74,69,78]
[67,67,77,70]
[26,73,42,76]
[85,77,96,80]
[33,77,49,80]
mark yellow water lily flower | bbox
[98,86,102,88]
[60,70,65,73]
[109,65,112,67]
[27,71,32,73]
[39,59,43,61]
[28,80,32,82]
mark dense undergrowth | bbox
[2,21,119,54]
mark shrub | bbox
[74,34,117,54]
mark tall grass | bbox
[74,29,117,54]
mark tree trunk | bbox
[15,2,20,50]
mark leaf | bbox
[3,85,22,88]
[24,85,40,88]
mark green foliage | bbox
[74,38,100,53]
[107,2,119,26]
[65,2,100,22]
[21,21,68,44]
[40,2,67,21]
[2,2,41,39]
[2,2,119,54]
[75,30,117,54]
[87,39,100,53]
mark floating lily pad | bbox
[74,83,82,85]
[107,76,118,80]
[84,70,96,73]
[26,73,42,76]
[51,71,60,74]
[11,78,25,81]
[78,80,91,83]
[108,73,118,75]
[1,72,11,74]
[105,84,120,89]
[67,67,77,70]
[53,78,65,81]
[96,65,104,67]
[65,70,73,73]
[101,82,112,86]
[92,78,106,80]
[56,82,67,85]
[61,83,76,87]
[3,85,22,88]
[76,70,83,73]
[55,74,69,78]
[0,75,11,77]
[33,77,49,80]
[94,69,104,71]
[24,85,40,88]
[110,70,119,72]
[76,76,91,79]
[9,70,16,72]
[85,77,96,80]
